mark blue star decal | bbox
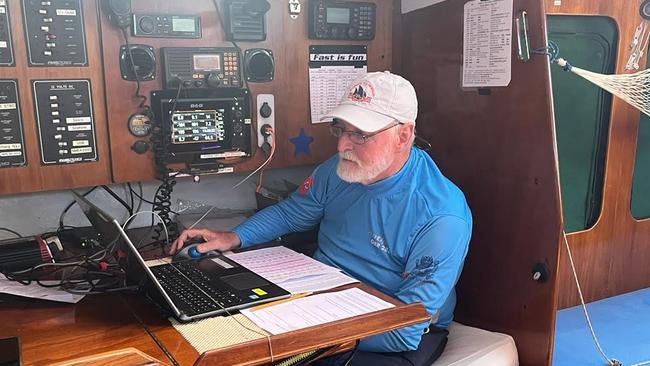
[289,128,314,157]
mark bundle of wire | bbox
[1,234,129,295]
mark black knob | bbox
[235,110,243,119]
[182,80,193,88]
[131,140,149,154]
[194,80,205,88]
[347,27,357,39]
[260,102,272,118]
[532,263,550,283]
[138,16,155,34]
[206,73,222,88]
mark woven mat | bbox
[169,314,270,353]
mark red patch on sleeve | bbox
[299,176,314,196]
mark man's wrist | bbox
[227,231,242,250]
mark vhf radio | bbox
[309,0,376,40]
[161,47,242,89]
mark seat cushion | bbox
[431,322,519,366]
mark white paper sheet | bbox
[226,246,358,294]
[462,0,513,87]
[309,45,367,124]
[0,274,85,303]
[241,287,394,335]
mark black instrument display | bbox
[21,0,88,66]
[151,88,252,168]
[0,80,25,168]
[309,0,375,40]
[161,47,242,89]
[0,0,14,66]
[32,79,97,165]
[171,110,224,144]
[132,13,201,38]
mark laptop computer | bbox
[71,190,290,322]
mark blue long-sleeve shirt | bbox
[233,147,472,352]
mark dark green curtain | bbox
[548,16,617,232]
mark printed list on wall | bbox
[462,0,513,88]
[309,45,367,124]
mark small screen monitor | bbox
[327,7,350,24]
[193,54,221,71]
[172,17,196,32]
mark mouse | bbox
[173,239,220,261]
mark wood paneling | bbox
[0,0,111,195]
[544,0,650,308]
[400,0,561,364]
[101,0,395,183]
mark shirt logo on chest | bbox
[368,232,389,253]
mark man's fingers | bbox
[196,242,217,253]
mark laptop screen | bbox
[71,191,121,247]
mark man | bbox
[171,71,472,365]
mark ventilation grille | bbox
[226,1,266,41]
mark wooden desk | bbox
[131,284,430,366]
[0,286,429,366]
[0,293,171,365]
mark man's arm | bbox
[359,215,472,352]
[170,162,334,254]
[233,170,329,247]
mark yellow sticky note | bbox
[252,288,268,296]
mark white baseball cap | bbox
[321,71,418,133]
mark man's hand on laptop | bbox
[170,229,241,255]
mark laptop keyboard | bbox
[151,263,244,317]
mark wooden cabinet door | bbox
[399,1,561,365]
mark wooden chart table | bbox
[0,283,429,366]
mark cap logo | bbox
[347,81,375,103]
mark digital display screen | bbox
[327,7,350,24]
[193,54,221,71]
[172,17,196,32]
[171,110,225,144]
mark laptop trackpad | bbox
[221,272,269,291]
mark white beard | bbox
[336,147,394,184]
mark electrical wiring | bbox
[120,27,148,109]
[122,210,171,247]
[233,128,276,190]
[59,187,97,231]
[0,227,22,238]
[101,185,134,217]
[128,182,156,205]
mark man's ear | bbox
[397,123,415,148]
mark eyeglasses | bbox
[329,121,402,145]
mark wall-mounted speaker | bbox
[120,45,156,81]
[102,0,132,29]
[224,0,270,41]
[244,48,274,82]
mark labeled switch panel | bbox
[0,80,26,167]
[22,0,88,66]
[33,80,97,164]
[0,1,15,66]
